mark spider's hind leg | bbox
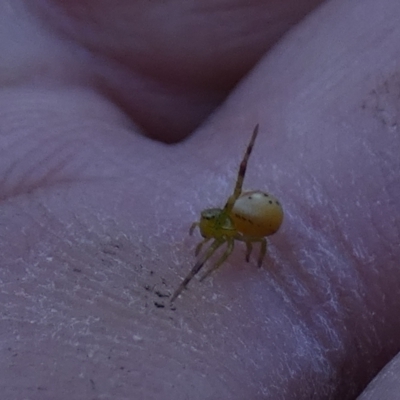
[245,241,253,263]
[237,236,267,268]
[257,238,267,268]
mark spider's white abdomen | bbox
[231,191,283,237]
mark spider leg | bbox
[195,237,211,257]
[245,241,253,263]
[199,238,235,282]
[236,236,267,268]
[257,238,267,268]
[170,239,224,303]
[189,222,200,235]
[224,124,259,212]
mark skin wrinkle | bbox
[0,128,82,199]
[0,88,146,202]
[2,137,77,197]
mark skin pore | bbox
[0,0,399,399]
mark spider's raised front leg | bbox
[223,124,259,213]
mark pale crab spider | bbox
[170,125,283,302]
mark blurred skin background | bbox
[0,0,399,399]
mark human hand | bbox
[1,0,399,399]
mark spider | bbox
[170,124,283,302]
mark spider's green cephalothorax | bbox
[199,208,236,239]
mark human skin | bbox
[0,0,399,399]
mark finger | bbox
[23,0,324,141]
[174,0,400,397]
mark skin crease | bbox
[0,1,399,400]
